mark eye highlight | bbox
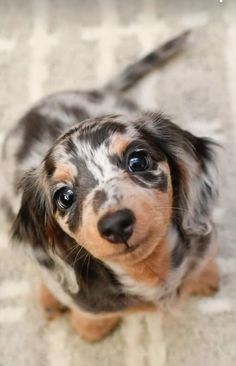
[127,150,152,173]
[54,187,75,210]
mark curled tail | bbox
[104,30,190,93]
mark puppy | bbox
[1,31,219,342]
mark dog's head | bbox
[12,113,218,265]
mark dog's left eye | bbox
[127,150,151,172]
[54,187,75,210]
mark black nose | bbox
[98,209,135,243]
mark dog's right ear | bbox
[11,168,52,251]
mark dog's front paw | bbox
[70,310,120,342]
[182,259,220,297]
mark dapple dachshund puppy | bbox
[2,31,219,341]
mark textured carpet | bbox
[0,1,236,365]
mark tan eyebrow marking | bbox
[109,134,131,156]
[52,164,75,182]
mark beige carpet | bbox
[0,1,236,365]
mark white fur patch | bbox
[106,259,187,307]
[41,267,76,309]
[35,249,79,309]
[107,261,158,301]
[48,252,79,294]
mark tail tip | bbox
[159,29,191,56]
[176,29,192,46]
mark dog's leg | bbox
[182,258,220,297]
[70,309,120,342]
[38,282,68,320]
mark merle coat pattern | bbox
[1,31,219,341]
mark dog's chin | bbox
[112,231,163,264]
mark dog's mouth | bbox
[109,228,159,260]
[100,237,139,258]
[120,241,140,254]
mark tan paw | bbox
[70,310,120,342]
[183,259,220,297]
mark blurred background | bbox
[0,1,236,365]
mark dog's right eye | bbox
[54,187,75,210]
[127,150,152,173]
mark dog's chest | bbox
[106,261,186,307]
[43,260,183,313]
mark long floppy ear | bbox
[142,113,219,237]
[11,167,76,267]
[180,131,219,236]
[11,168,55,253]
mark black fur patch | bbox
[80,121,127,150]
[132,133,166,163]
[93,189,107,213]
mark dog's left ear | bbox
[142,114,219,236]
[179,131,219,236]
[11,168,56,251]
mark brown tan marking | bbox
[181,258,220,297]
[70,308,120,342]
[116,238,170,287]
[52,164,75,183]
[109,134,131,156]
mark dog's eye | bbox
[127,150,151,172]
[54,187,75,210]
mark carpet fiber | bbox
[0,1,236,365]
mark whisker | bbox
[72,245,86,268]
[81,252,90,275]
[64,243,80,260]
[86,253,91,285]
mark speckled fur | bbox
[1,31,220,341]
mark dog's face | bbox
[46,115,173,262]
[12,113,218,267]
